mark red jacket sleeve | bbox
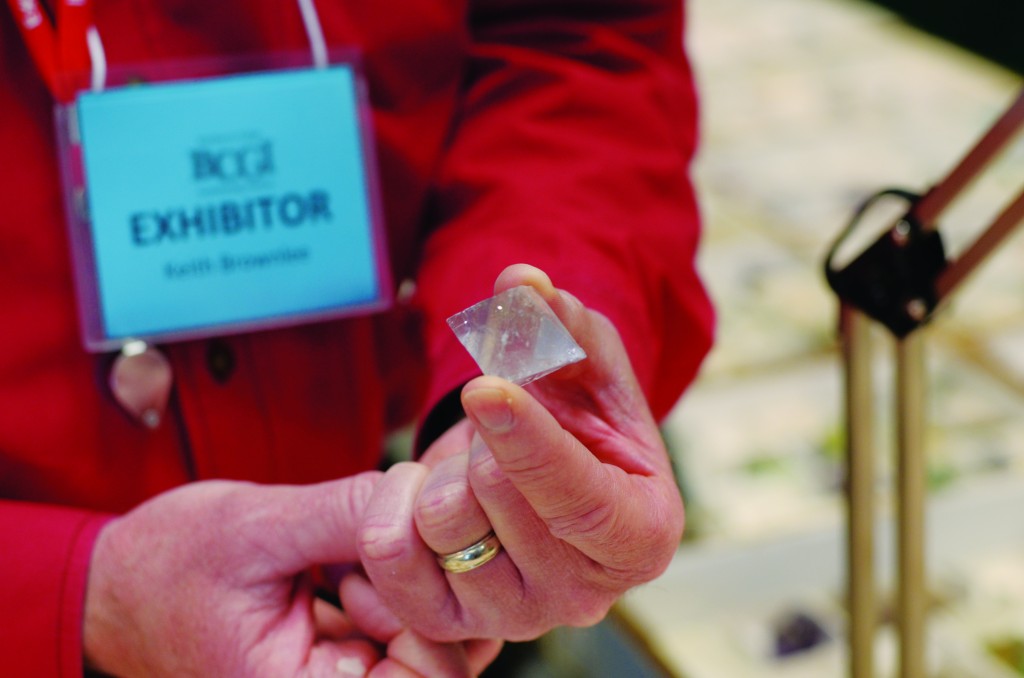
[415,0,714,423]
[1,502,111,677]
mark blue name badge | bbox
[57,64,391,352]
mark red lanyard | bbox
[7,0,95,101]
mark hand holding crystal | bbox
[357,264,685,642]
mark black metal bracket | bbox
[824,189,948,338]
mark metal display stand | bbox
[824,89,1024,678]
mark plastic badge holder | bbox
[447,286,586,385]
[55,52,391,352]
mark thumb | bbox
[241,471,383,575]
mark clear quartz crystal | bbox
[447,286,586,385]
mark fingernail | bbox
[335,657,367,676]
[464,388,514,433]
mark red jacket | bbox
[0,1,713,674]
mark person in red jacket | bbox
[0,0,713,675]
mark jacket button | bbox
[206,339,236,383]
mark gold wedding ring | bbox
[437,531,502,574]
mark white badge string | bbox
[296,0,328,69]
[85,25,106,91]
[78,0,326,93]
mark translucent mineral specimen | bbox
[447,285,586,385]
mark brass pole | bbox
[842,304,876,678]
[896,331,927,678]
[832,87,1022,678]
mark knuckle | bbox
[411,609,471,643]
[607,512,682,585]
[357,522,411,563]
[546,500,617,544]
[566,593,616,628]
[414,476,473,533]
[467,447,506,491]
